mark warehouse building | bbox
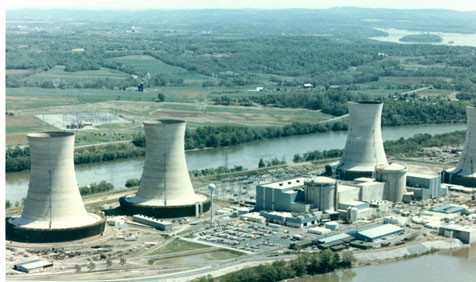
[255,178,308,212]
[355,224,403,242]
[259,211,319,228]
[14,260,53,273]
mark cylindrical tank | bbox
[444,106,476,187]
[305,176,337,212]
[337,101,388,180]
[376,163,407,202]
[325,221,339,230]
[7,132,105,242]
[121,120,208,217]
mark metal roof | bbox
[15,260,52,269]
[318,233,351,244]
[357,224,402,239]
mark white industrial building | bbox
[120,120,209,218]
[14,260,53,273]
[6,132,106,242]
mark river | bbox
[370,28,476,47]
[292,244,476,282]
[5,123,466,203]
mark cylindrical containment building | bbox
[442,106,476,187]
[375,163,407,202]
[120,120,209,218]
[336,101,388,180]
[304,176,337,212]
[6,132,106,243]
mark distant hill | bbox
[6,8,476,35]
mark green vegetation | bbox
[258,158,286,168]
[208,250,355,282]
[125,178,141,188]
[79,181,114,196]
[399,34,443,43]
[148,239,211,256]
[190,166,246,177]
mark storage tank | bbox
[6,132,105,243]
[442,106,476,187]
[120,119,209,218]
[336,101,388,180]
[376,163,407,202]
[304,176,337,212]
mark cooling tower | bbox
[336,101,388,180]
[6,132,106,243]
[304,176,337,212]
[120,119,209,218]
[375,163,407,202]
[442,106,476,187]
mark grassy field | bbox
[150,102,331,128]
[24,66,129,84]
[106,55,188,76]
[148,239,211,256]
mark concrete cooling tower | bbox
[6,132,106,243]
[442,106,476,187]
[120,119,209,218]
[336,101,388,180]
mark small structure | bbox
[14,260,53,273]
[132,214,172,231]
[303,83,313,88]
[240,212,266,224]
[356,224,403,242]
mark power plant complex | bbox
[120,119,210,218]
[5,102,475,257]
[6,132,106,243]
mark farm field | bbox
[106,55,188,76]
[24,66,130,84]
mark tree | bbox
[125,178,140,188]
[258,158,265,168]
[157,93,165,102]
[340,251,356,268]
[6,200,12,209]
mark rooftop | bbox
[357,224,402,239]
[260,178,306,189]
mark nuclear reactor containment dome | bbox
[6,132,106,243]
[336,101,388,180]
[304,176,338,212]
[442,106,476,187]
[375,163,407,202]
[120,119,209,218]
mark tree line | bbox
[194,250,355,282]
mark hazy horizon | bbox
[6,0,476,11]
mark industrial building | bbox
[376,163,408,202]
[255,178,308,212]
[407,173,447,200]
[6,132,106,243]
[438,224,476,244]
[14,260,53,273]
[260,211,320,228]
[304,177,337,212]
[132,214,172,230]
[442,106,476,187]
[334,101,388,180]
[355,224,403,242]
[120,120,210,218]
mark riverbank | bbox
[354,238,466,265]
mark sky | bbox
[5,0,476,11]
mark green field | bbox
[148,239,211,256]
[24,66,129,84]
[107,55,188,76]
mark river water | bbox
[292,244,476,282]
[5,123,466,203]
